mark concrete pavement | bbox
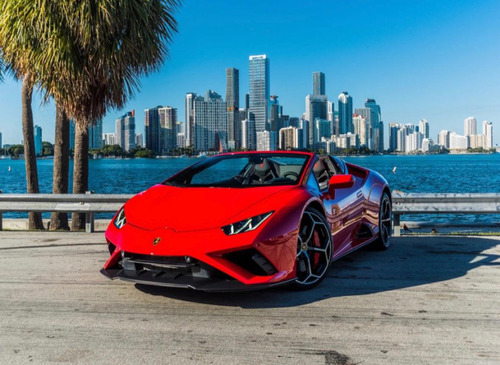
[0,232,499,364]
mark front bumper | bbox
[100,253,293,292]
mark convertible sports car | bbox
[102,151,392,291]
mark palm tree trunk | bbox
[21,73,44,230]
[71,122,89,231]
[50,101,70,230]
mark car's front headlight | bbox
[113,208,126,229]
[222,211,274,236]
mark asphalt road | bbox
[0,232,499,364]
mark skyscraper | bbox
[34,125,42,156]
[249,55,270,132]
[419,119,430,139]
[388,123,400,152]
[185,92,197,147]
[116,111,135,151]
[327,101,335,135]
[241,118,256,150]
[338,92,353,134]
[193,91,227,152]
[159,106,177,153]
[269,95,282,145]
[144,106,162,154]
[438,130,451,149]
[305,94,328,146]
[88,119,103,149]
[226,68,240,150]
[365,99,383,152]
[464,116,477,136]
[483,120,493,149]
[312,72,325,96]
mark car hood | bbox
[124,184,294,231]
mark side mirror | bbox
[328,174,354,195]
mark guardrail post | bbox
[393,213,401,237]
[0,190,3,231]
[85,191,94,233]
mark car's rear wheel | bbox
[291,207,333,290]
[374,192,392,250]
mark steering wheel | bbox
[283,171,299,180]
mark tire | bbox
[373,192,392,250]
[290,207,333,290]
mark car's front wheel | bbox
[291,207,333,290]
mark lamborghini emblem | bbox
[153,237,161,246]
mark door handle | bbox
[356,190,363,198]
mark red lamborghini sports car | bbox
[102,151,392,291]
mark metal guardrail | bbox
[392,193,500,236]
[0,192,133,232]
[1,192,499,235]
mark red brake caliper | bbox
[312,230,321,267]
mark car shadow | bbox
[135,236,500,308]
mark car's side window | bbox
[329,156,345,174]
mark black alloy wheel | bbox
[374,192,392,250]
[291,207,333,290]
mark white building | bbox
[469,134,484,149]
[193,92,227,152]
[353,114,369,147]
[464,116,477,136]
[103,133,116,146]
[256,130,276,151]
[449,132,469,150]
[241,119,256,150]
[483,120,493,149]
[279,126,302,150]
[419,119,430,139]
[437,130,451,149]
[405,132,423,153]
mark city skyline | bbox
[0,1,499,146]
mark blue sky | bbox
[1,0,499,146]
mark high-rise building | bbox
[116,110,135,151]
[438,130,451,149]
[419,119,430,139]
[483,120,493,149]
[185,92,197,147]
[353,114,369,147]
[338,92,353,135]
[103,133,116,146]
[327,101,335,135]
[305,94,328,145]
[241,118,256,150]
[249,55,270,132]
[88,119,103,149]
[34,125,42,156]
[365,99,383,152]
[144,106,161,154]
[159,106,177,153]
[464,116,477,136]
[193,91,227,152]
[312,72,325,96]
[135,133,144,148]
[226,68,240,150]
[279,126,302,150]
[256,130,276,151]
[313,119,331,146]
[269,95,282,147]
[388,123,400,152]
[449,132,469,150]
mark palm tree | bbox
[50,103,70,230]
[1,0,180,230]
[0,10,44,230]
[41,0,180,230]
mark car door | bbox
[320,157,365,257]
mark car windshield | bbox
[164,153,310,187]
